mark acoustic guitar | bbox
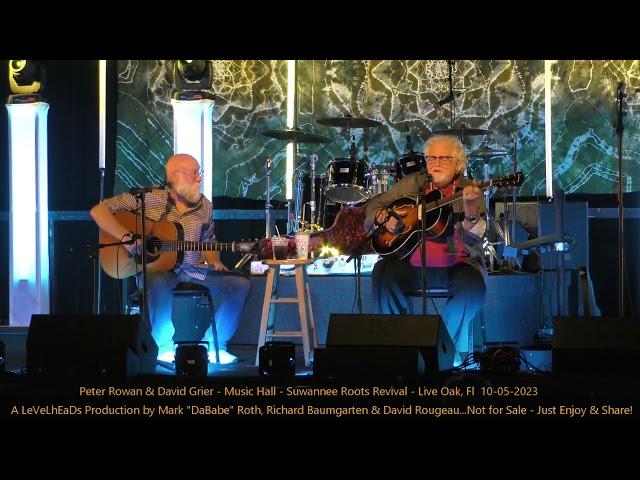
[371,172,524,259]
[99,211,256,279]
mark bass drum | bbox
[394,153,426,180]
[325,158,368,204]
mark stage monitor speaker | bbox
[325,314,455,373]
[314,346,424,382]
[552,316,640,374]
[27,314,158,379]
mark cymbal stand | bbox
[309,154,318,228]
[511,135,518,245]
[265,156,273,238]
[500,136,520,271]
[293,168,303,232]
[481,157,501,271]
[447,60,455,129]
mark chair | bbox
[171,282,220,364]
[409,287,486,355]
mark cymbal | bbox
[317,115,382,129]
[433,125,490,137]
[262,128,331,144]
[469,146,508,158]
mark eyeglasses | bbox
[426,155,455,164]
[173,168,204,179]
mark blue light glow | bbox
[7,101,50,325]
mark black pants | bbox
[371,256,486,353]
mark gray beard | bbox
[171,182,201,205]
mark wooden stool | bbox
[256,259,317,367]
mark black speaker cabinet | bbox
[314,346,425,382]
[323,314,455,374]
[27,314,158,379]
[552,316,640,374]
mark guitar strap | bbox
[159,191,174,222]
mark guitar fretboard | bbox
[151,240,239,252]
[425,178,510,213]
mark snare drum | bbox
[394,153,426,180]
[325,158,368,204]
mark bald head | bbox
[166,153,199,176]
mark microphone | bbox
[128,183,166,195]
[124,233,141,245]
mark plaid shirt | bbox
[102,188,215,280]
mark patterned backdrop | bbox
[116,60,640,200]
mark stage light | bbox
[9,60,45,95]
[6,80,50,325]
[173,60,210,94]
[175,342,209,377]
[259,341,295,377]
[171,59,214,199]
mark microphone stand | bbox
[615,83,626,318]
[69,236,140,311]
[419,172,431,315]
[346,224,382,314]
[95,166,105,314]
[133,192,151,331]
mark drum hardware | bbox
[262,128,331,144]
[294,160,326,232]
[320,120,372,203]
[497,134,520,272]
[309,154,319,226]
[469,144,510,271]
[262,127,333,233]
[469,145,508,158]
[316,114,383,129]
[433,124,490,137]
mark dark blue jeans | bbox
[138,269,251,355]
[371,256,486,354]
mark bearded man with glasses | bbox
[91,153,250,365]
[364,135,487,366]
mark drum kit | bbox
[262,116,512,243]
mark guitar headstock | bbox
[493,172,525,188]
[235,241,257,253]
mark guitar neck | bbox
[424,179,496,213]
[155,241,239,252]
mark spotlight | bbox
[259,341,295,377]
[9,60,46,95]
[173,60,211,100]
[174,341,209,377]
